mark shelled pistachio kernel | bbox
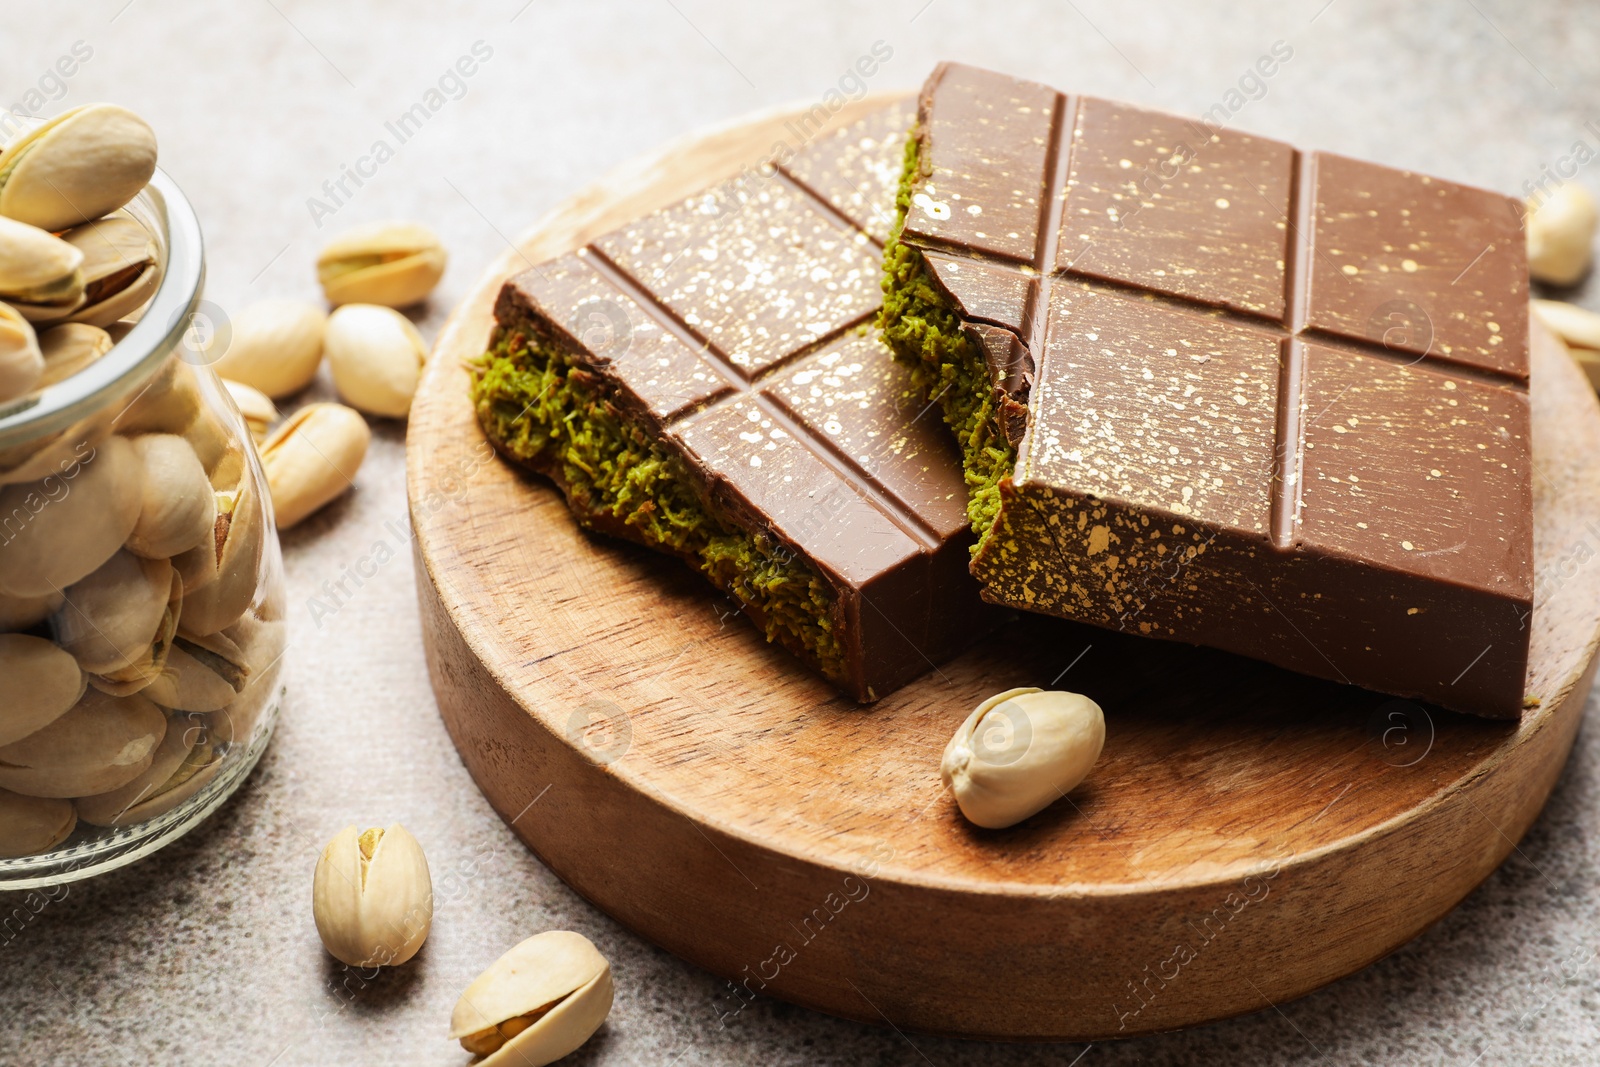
[323,304,427,418]
[0,215,85,320]
[208,299,327,399]
[317,220,446,308]
[259,403,370,528]
[941,687,1106,830]
[450,931,614,1066]
[312,824,433,967]
[0,302,44,403]
[0,103,158,231]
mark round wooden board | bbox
[408,94,1600,1041]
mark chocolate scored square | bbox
[882,62,1532,717]
[472,100,1001,702]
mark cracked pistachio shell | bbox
[208,300,326,399]
[324,304,426,418]
[197,616,284,744]
[0,788,76,856]
[51,213,160,329]
[940,687,1105,830]
[260,403,369,528]
[313,824,433,967]
[0,634,86,747]
[54,550,178,680]
[221,378,278,444]
[317,221,446,308]
[0,216,84,316]
[126,433,215,559]
[451,931,614,1065]
[0,433,142,597]
[0,588,62,631]
[0,687,163,798]
[77,713,219,826]
[0,302,44,403]
[37,322,112,388]
[176,476,264,636]
[0,104,158,232]
[144,626,251,712]
[1527,183,1597,287]
[116,356,201,436]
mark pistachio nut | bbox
[1532,299,1600,390]
[77,712,220,826]
[1527,183,1597,286]
[144,627,251,712]
[221,378,278,443]
[0,433,142,597]
[126,433,216,559]
[175,473,264,636]
[323,304,426,418]
[0,103,159,232]
[450,931,614,1065]
[312,824,433,967]
[36,322,113,388]
[208,299,326,399]
[260,402,370,528]
[55,550,180,694]
[0,788,76,857]
[0,216,85,319]
[316,221,446,308]
[0,301,44,403]
[116,356,201,437]
[52,213,160,329]
[184,404,246,491]
[0,633,86,746]
[197,616,285,743]
[0,588,63,631]
[0,687,164,798]
[941,687,1105,830]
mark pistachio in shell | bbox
[116,356,201,437]
[324,304,426,418]
[0,633,86,747]
[0,433,142,597]
[208,299,326,399]
[0,688,164,798]
[54,213,160,329]
[221,378,278,444]
[450,931,614,1066]
[36,322,112,388]
[0,301,44,403]
[0,103,158,231]
[126,433,216,559]
[316,221,446,308]
[77,713,220,826]
[144,627,251,713]
[260,402,370,528]
[0,216,84,320]
[54,550,180,695]
[175,476,264,636]
[0,788,76,857]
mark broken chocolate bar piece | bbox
[472,100,998,702]
[882,62,1532,717]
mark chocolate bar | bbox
[472,100,999,702]
[882,63,1532,717]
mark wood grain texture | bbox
[407,94,1600,1040]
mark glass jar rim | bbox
[0,166,205,451]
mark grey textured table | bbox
[3,2,1599,1064]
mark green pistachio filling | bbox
[878,130,1017,555]
[470,328,845,682]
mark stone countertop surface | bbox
[4,2,1600,1064]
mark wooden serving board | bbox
[408,94,1600,1040]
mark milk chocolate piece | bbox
[884,63,1532,717]
[474,101,998,702]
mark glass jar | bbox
[0,167,284,888]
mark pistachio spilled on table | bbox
[317,220,446,308]
[451,931,615,1066]
[312,824,433,967]
[324,303,427,418]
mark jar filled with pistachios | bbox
[0,106,284,886]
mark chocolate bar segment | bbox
[883,63,1532,717]
[473,100,996,702]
